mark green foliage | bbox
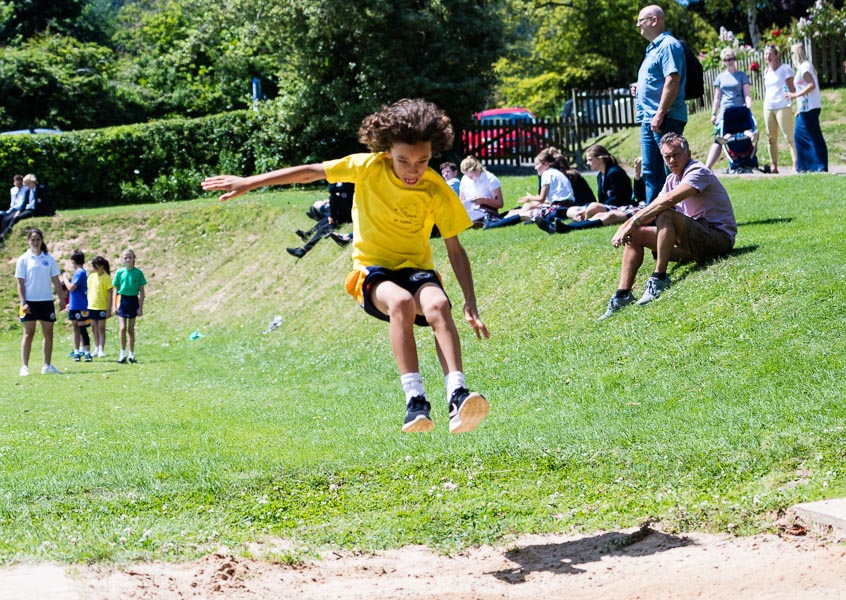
[0,110,271,207]
[1,0,87,44]
[795,0,846,39]
[0,34,139,131]
[111,0,281,119]
[272,0,506,160]
[494,0,719,117]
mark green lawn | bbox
[1,153,845,565]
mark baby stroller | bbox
[717,106,761,174]
[287,182,354,258]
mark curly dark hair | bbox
[358,98,454,156]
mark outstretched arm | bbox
[202,164,327,202]
[444,236,490,340]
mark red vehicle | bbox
[462,107,548,159]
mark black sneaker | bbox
[73,352,81,362]
[329,232,351,247]
[295,229,310,241]
[286,247,306,259]
[448,388,489,434]
[535,218,557,235]
[118,356,127,364]
[128,357,137,364]
[402,396,434,433]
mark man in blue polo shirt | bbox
[633,5,687,203]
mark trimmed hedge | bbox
[0,107,299,209]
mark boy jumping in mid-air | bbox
[202,98,490,433]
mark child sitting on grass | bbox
[202,98,490,434]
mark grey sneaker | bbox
[41,364,61,375]
[637,276,671,305]
[402,396,434,433]
[448,388,489,434]
[598,292,635,321]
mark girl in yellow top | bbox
[203,99,490,434]
[86,256,113,358]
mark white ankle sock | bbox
[445,371,466,399]
[400,373,425,403]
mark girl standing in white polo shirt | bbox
[15,227,65,376]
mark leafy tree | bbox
[267,0,507,162]
[112,0,283,118]
[685,0,824,46]
[494,0,717,117]
[0,34,138,130]
[0,0,111,44]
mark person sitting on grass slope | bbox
[482,147,574,229]
[537,147,639,235]
[202,98,490,435]
[598,132,736,321]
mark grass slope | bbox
[0,166,845,565]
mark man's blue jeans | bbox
[641,117,686,203]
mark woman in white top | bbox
[482,147,575,229]
[705,47,753,170]
[15,227,65,376]
[762,44,797,173]
[458,156,503,227]
[786,43,828,172]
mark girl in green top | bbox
[112,248,147,364]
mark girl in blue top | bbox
[65,249,92,362]
[112,248,147,364]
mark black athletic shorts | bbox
[361,267,450,327]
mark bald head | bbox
[637,5,666,41]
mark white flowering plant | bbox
[794,0,846,39]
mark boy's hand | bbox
[464,304,490,340]
[201,175,249,202]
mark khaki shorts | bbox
[678,217,734,263]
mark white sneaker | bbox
[41,364,62,375]
[20,365,30,377]
[96,350,106,358]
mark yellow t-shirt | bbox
[87,271,114,311]
[323,153,471,272]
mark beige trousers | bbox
[763,106,796,169]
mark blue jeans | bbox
[640,117,686,203]
[794,108,828,172]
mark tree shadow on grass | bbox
[490,524,693,583]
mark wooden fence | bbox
[460,36,845,168]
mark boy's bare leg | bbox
[370,281,419,375]
[417,284,461,375]
[418,284,488,433]
[371,280,434,432]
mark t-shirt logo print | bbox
[394,199,421,224]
